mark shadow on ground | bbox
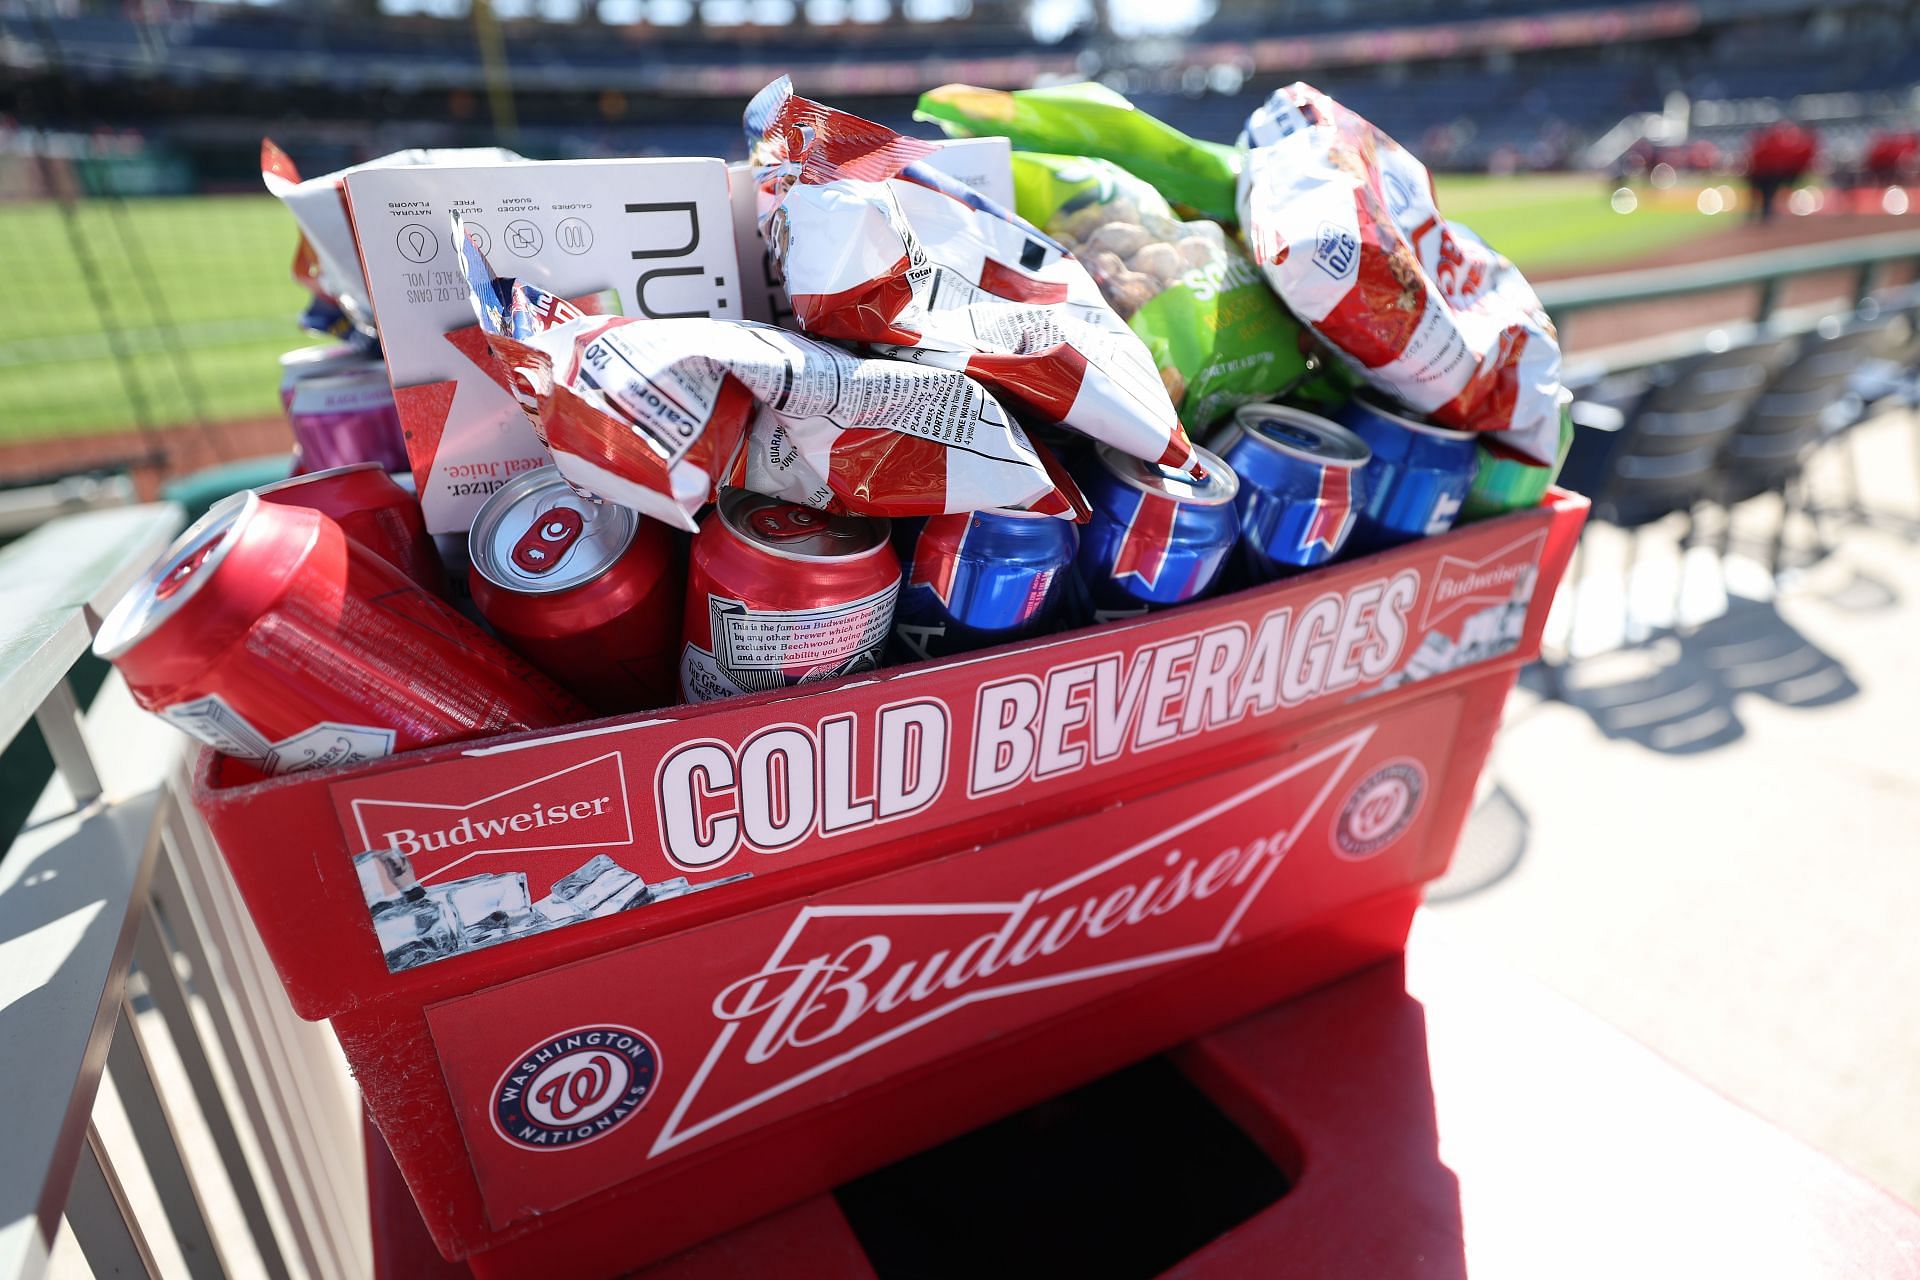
[1521,593,1860,755]
[1440,591,1865,903]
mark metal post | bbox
[132,911,294,1280]
[1855,261,1881,308]
[105,996,232,1279]
[471,0,520,146]
[67,1123,163,1280]
[33,678,104,808]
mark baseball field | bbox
[0,173,1811,445]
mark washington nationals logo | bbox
[1332,759,1426,860]
[491,1025,661,1151]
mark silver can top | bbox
[469,466,637,596]
[716,488,890,562]
[254,462,387,496]
[278,343,375,383]
[94,492,256,662]
[1228,404,1372,469]
[1094,443,1238,507]
[1347,390,1475,442]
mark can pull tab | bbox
[155,534,224,600]
[512,507,584,574]
[748,505,828,542]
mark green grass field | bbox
[0,177,1722,445]
[1432,173,1719,273]
[0,196,308,444]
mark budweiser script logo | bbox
[347,751,633,885]
[644,727,1371,1157]
[1419,529,1548,630]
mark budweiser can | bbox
[680,490,899,703]
[468,466,683,714]
[279,346,410,474]
[256,463,447,594]
[94,493,585,775]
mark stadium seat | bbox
[1562,332,1795,531]
[1548,333,1793,673]
[1714,314,1908,572]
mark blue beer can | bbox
[1334,391,1478,551]
[1071,443,1239,621]
[1212,403,1372,583]
[892,509,1079,661]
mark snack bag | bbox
[1237,83,1564,465]
[456,221,1076,530]
[1013,152,1335,429]
[747,77,1201,478]
[916,82,1241,224]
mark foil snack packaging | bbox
[455,224,1077,529]
[1011,152,1340,429]
[746,77,1201,478]
[1236,83,1564,465]
[916,81,1243,224]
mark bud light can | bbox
[1334,391,1477,552]
[1211,404,1371,583]
[680,490,900,703]
[892,509,1078,661]
[1071,443,1238,621]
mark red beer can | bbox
[256,463,447,595]
[94,493,586,776]
[680,489,900,704]
[468,465,683,714]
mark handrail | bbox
[0,504,369,1279]
[1537,229,1920,316]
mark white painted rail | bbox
[0,504,369,1280]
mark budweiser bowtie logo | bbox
[347,751,633,885]
[1420,529,1547,631]
[648,728,1370,1157]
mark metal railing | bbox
[0,504,369,1280]
[1543,228,1920,377]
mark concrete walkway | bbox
[1428,408,1920,1207]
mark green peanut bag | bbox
[1010,151,1331,430]
[917,81,1242,224]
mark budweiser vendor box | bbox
[190,491,1584,1276]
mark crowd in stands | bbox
[2,0,1917,178]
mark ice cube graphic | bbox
[460,907,550,950]
[641,877,696,905]
[426,871,534,944]
[354,851,391,906]
[533,895,587,927]
[371,893,460,971]
[1509,564,1539,606]
[550,855,636,905]
[1457,607,1504,654]
[592,875,653,916]
[533,853,643,921]
[626,872,753,910]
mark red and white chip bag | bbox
[746,77,1203,477]
[456,220,1078,530]
[1237,83,1564,464]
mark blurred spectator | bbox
[1862,126,1920,188]
[1745,119,1818,222]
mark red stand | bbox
[368,915,1920,1279]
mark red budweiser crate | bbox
[191,491,1584,1276]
